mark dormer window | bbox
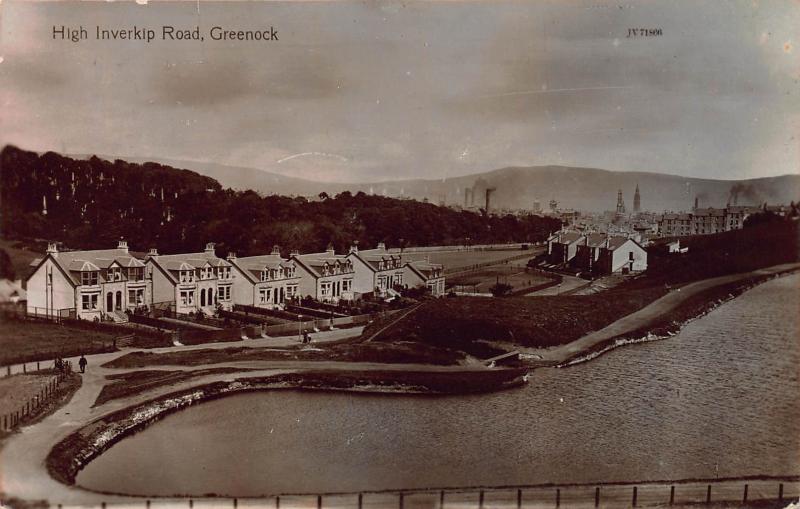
[180,270,195,283]
[128,267,143,281]
[81,271,98,286]
[107,267,123,282]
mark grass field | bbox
[0,317,117,365]
[402,248,538,270]
[448,265,552,293]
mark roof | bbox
[352,249,404,272]
[231,254,296,283]
[294,251,352,278]
[583,233,607,248]
[406,260,443,279]
[552,232,584,244]
[147,251,231,283]
[45,248,145,286]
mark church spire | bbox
[633,183,641,213]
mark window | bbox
[81,271,98,286]
[81,293,98,310]
[180,290,195,306]
[321,282,331,297]
[342,279,352,292]
[259,289,267,304]
[629,251,634,261]
[128,288,144,305]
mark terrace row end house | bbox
[27,240,150,321]
[27,241,446,320]
[546,231,648,275]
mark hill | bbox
[81,156,800,213]
[0,145,560,260]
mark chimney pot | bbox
[227,252,237,261]
[47,242,59,257]
[205,242,216,254]
[377,242,386,251]
[117,239,129,253]
[271,246,280,255]
[147,248,159,257]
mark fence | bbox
[32,477,800,509]
[0,367,70,432]
[444,252,537,276]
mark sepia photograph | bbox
[0,1,798,508]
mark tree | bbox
[489,282,513,297]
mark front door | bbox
[106,292,113,312]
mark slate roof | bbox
[46,248,144,285]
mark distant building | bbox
[633,184,641,213]
[574,234,648,275]
[404,260,446,296]
[546,231,585,264]
[657,206,760,236]
[616,189,626,215]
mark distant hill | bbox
[88,156,800,213]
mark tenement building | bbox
[26,240,150,321]
[657,206,759,236]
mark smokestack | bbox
[694,196,699,211]
[485,188,496,214]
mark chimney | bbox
[349,241,359,254]
[227,252,237,261]
[47,242,59,258]
[326,243,335,257]
[377,241,386,251]
[117,239,129,253]
[147,248,159,258]
[271,245,280,256]
[205,242,216,255]
[290,249,300,257]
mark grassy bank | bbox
[366,221,800,357]
[558,270,796,366]
[0,316,118,366]
[47,368,527,486]
[0,371,81,443]
[103,341,465,370]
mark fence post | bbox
[595,487,600,507]
[439,490,445,509]
[779,483,784,501]
[669,486,675,505]
[146,500,151,508]
[275,497,279,509]
[556,488,560,507]
[23,364,26,373]
[706,485,711,504]
[398,492,404,509]
[479,490,484,509]
[317,494,322,509]
[358,493,363,509]
[743,484,748,503]
[37,361,40,371]
[516,488,522,509]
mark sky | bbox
[0,0,798,183]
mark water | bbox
[77,274,800,497]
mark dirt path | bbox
[529,262,800,363]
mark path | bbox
[531,262,800,363]
[526,274,587,296]
[0,325,490,508]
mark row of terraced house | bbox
[26,240,445,321]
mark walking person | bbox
[78,354,87,374]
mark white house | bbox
[291,245,355,303]
[144,243,234,315]
[227,247,300,309]
[404,260,446,296]
[346,242,406,298]
[26,240,150,321]
[595,237,648,274]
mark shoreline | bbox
[46,368,528,487]
[555,267,800,367]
